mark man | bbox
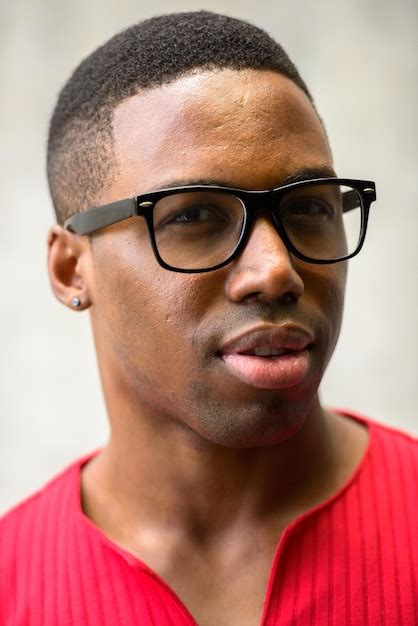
[1,10,417,626]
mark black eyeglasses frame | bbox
[64,177,376,273]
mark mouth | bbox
[216,324,314,390]
[238,346,295,357]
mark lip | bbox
[218,324,314,356]
[217,324,314,390]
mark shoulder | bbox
[362,412,418,459]
[1,451,90,526]
[368,416,418,480]
[337,407,417,452]
[0,450,97,569]
[0,450,101,622]
[369,416,418,479]
[338,408,418,497]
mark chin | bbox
[188,394,317,449]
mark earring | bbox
[72,297,81,308]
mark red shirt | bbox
[1,410,417,625]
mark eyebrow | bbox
[280,167,338,186]
[152,167,338,192]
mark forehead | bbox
[110,69,333,196]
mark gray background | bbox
[1,0,417,514]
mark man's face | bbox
[88,69,346,448]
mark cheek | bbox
[91,233,215,379]
[91,234,169,370]
[303,261,347,352]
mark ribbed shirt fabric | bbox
[1,410,417,626]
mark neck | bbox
[82,394,347,544]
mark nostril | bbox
[248,290,299,306]
[279,292,298,305]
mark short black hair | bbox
[47,10,320,226]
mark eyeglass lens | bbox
[151,184,363,270]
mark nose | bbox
[225,213,304,305]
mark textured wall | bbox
[1,0,417,513]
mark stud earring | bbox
[72,297,81,308]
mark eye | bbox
[168,205,229,225]
[281,197,334,226]
[157,204,232,230]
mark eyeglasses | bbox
[64,177,376,273]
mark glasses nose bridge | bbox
[242,189,280,230]
[244,189,273,213]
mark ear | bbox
[47,225,93,311]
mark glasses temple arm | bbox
[64,198,137,235]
